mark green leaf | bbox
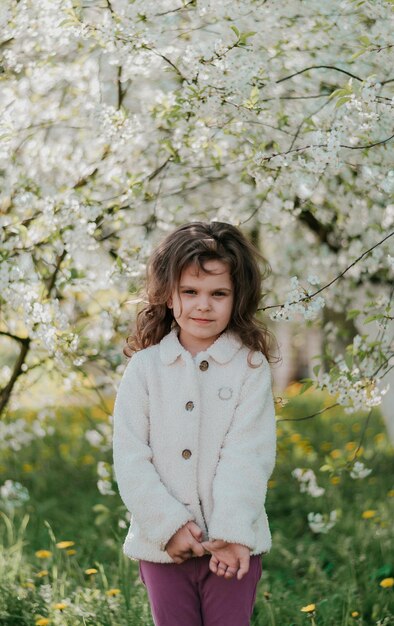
[359,35,371,46]
[230,25,240,37]
[335,96,351,108]
[299,378,314,394]
[313,364,321,377]
[346,309,360,320]
[364,314,384,323]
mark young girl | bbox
[113,221,277,626]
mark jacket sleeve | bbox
[112,352,194,550]
[208,354,276,549]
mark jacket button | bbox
[199,360,209,371]
[182,449,192,460]
[185,401,194,411]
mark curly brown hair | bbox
[124,221,278,363]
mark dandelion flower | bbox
[35,618,50,626]
[35,550,52,559]
[106,588,121,596]
[85,568,98,575]
[36,570,49,578]
[351,611,359,617]
[53,603,67,611]
[361,510,376,519]
[56,541,75,549]
[380,577,394,588]
[66,548,77,555]
[23,581,35,589]
[301,604,316,613]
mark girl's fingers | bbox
[209,555,219,573]
[216,561,227,577]
[224,566,238,579]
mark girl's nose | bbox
[197,297,211,310]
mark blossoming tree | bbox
[1,0,393,466]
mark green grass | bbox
[0,387,393,625]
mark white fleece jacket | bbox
[112,328,276,563]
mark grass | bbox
[0,385,393,625]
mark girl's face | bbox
[167,259,234,356]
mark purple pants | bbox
[139,554,262,626]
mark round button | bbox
[199,360,209,371]
[182,449,192,460]
[185,401,194,411]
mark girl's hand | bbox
[202,539,250,580]
[165,521,205,564]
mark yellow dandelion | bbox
[56,541,75,549]
[374,433,385,444]
[36,570,49,578]
[35,550,52,559]
[81,454,95,465]
[22,581,35,589]
[35,618,50,626]
[380,577,394,588]
[53,603,67,611]
[23,463,34,472]
[351,611,359,617]
[66,549,77,556]
[301,604,316,613]
[330,476,341,485]
[330,449,341,459]
[290,433,301,443]
[351,423,361,433]
[362,509,377,519]
[106,588,121,596]
[345,441,356,451]
[85,568,98,575]
[388,489,394,498]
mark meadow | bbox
[0,385,393,626]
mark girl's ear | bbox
[167,296,173,309]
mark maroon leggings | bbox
[139,554,262,626]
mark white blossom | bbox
[307,510,338,534]
[350,461,372,480]
[292,468,325,497]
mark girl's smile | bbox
[168,259,234,356]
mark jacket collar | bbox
[159,327,243,365]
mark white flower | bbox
[292,468,325,497]
[85,430,103,447]
[307,511,338,534]
[350,461,372,480]
[0,480,29,512]
[97,479,115,496]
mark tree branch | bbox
[0,337,30,416]
[277,65,363,84]
[262,230,394,311]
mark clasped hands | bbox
[165,521,250,580]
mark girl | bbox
[113,221,277,626]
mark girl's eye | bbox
[213,291,226,297]
[183,289,196,295]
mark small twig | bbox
[277,65,363,84]
[262,230,394,311]
[277,402,339,423]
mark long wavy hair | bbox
[124,221,278,364]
